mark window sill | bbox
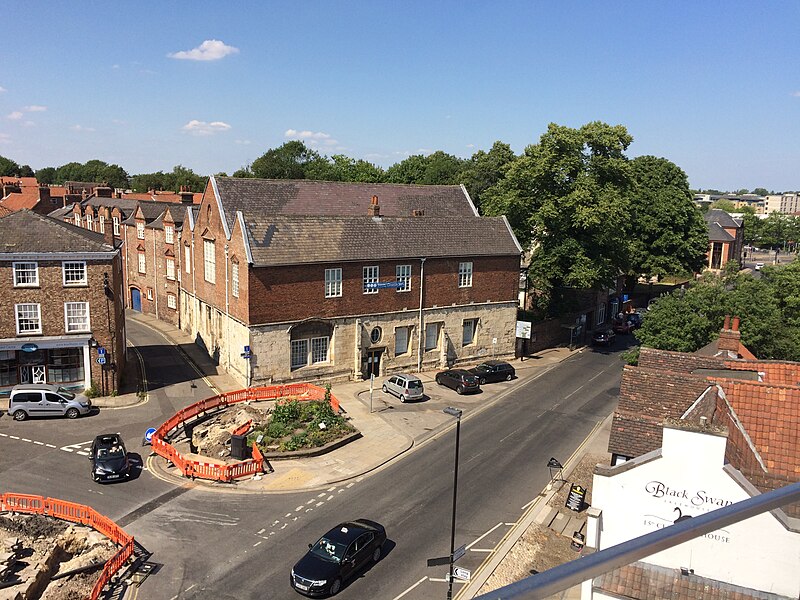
[16,332,43,336]
[63,284,89,288]
[13,285,40,289]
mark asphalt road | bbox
[0,319,630,600]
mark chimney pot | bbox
[732,316,740,331]
[367,195,380,217]
[723,315,731,330]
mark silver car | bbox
[382,374,424,402]
[8,384,92,421]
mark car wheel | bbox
[329,578,342,596]
[480,378,486,385]
[436,376,442,386]
[456,385,464,395]
[372,545,382,562]
[66,408,80,419]
[382,385,388,394]
[506,373,513,381]
[13,410,27,421]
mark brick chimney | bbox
[367,195,380,217]
[2,181,20,198]
[179,185,194,204]
[718,314,742,354]
[94,183,113,198]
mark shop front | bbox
[0,336,91,396]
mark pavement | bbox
[104,312,613,598]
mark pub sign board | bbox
[565,484,587,512]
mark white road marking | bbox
[327,486,336,492]
[392,576,428,600]
[317,492,326,498]
[285,513,292,518]
[10,435,19,440]
[46,444,56,448]
[564,385,584,399]
[305,499,315,505]
[33,441,44,445]
[327,495,333,501]
[253,541,262,547]
[315,502,324,507]
[281,523,287,529]
[257,528,265,534]
[466,522,505,549]
[346,482,355,488]
[21,438,31,442]
[295,506,304,512]
[0,433,6,437]
[470,548,493,553]
[185,584,196,592]
[521,499,536,510]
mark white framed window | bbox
[395,326,410,355]
[137,253,146,274]
[112,216,120,236]
[203,239,216,283]
[99,215,105,233]
[15,303,41,334]
[62,261,87,286]
[165,225,174,244]
[86,214,93,230]
[325,268,342,298]
[13,262,39,287]
[458,262,473,288]
[311,337,329,363]
[64,302,90,333]
[463,318,478,346]
[425,323,440,351]
[183,244,191,273]
[136,221,145,239]
[167,294,177,309]
[74,213,81,226]
[597,303,606,325]
[291,339,309,369]
[232,262,239,298]
[166,258,175,280]
[396,264,411,292]
[146,288,153,300]
[363,265,379,294]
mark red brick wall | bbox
[247,255,519,325]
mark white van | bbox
[8,384,92,421]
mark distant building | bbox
[693,193,765,214]
[764,192,800,215]
[704,209,743,271]
[0,177,65,215]
[0,210,125,394]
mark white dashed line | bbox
[9,435,19,440]
[0,433,6,437]
[327,495,333,501]
[253,541,262,547]
[346,482,355,488]
[327,486,336,492]
[317,492,326,498]
[295,506,304,512]
[305,499,315,505]
[33,441,44,445]
[285,513,292,518]
[46,444,56,448]
[257,528,265,535]
[470,548,493,553]
[315,502,324,507]
[21,438,31,442]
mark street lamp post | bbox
[443,406,463,600]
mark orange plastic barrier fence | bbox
[0,493,134,600]
[151,383,339,483]
[232,419,253,437]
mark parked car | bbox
[8,384,92,421]
[592,329,616,346]
[435,369,481,394]
[755,262,764,271]
[291,520,387,597]
[469,360,515,384]
[89,433,132,483]
[382,374,424,402]
[625,312,644,330]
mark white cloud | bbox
[7,111,23,120]
[181,119,232,136]
[169,40,239,61]
[284,128,338,147]
[235,139,251,145]
[466,143,475,148]
[70,125,96,132]
[23,105,46,112]
[792,91,800,97]
[0,86,6,93]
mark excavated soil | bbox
[0,514,117,600]
[190,401,273,459]
[479,453,609,597]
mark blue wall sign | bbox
[98,347,106,355]
[21,343,39,353]
[365,281,404,290]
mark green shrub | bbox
[621,346,640,366]
[84,383,100,398]
[267,420,290,439]
[280,432,308,451]
[273,399,301,424]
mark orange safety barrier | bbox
[0,493,134,600]
[232,419,253,437]
[151,383,339,483]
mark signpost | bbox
[453,566,471,581]
[241,345,251,359]
[98,347,106,355]
[453,543,466,562]
[365,281,404,290]
[142,427,157,447]
[96,356,106,365]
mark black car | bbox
[469,360,516,384]
[89,433,131,483]
[291,520,387,597]
[592,329,616,346]
[435,369,481,394]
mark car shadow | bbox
[344,538,397,591]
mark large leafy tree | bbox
[482,122,634,295]
[130,165,206,192]
[35,166,57,184]
[0,155,33,177]
[385,151,464,185]
[42,160,129,188]
[627,156,708,278]
[459,141,516,212]
[323,155,384,182]
[239,141,329,180]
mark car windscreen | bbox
[97,445,125,459]
[408,380,423,390]
[57,387,76,400]
[309,537,347,563]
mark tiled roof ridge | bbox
[215,176,462,190]
[4,209,114,250]
[717,377,800,392]
[715,386,769,473]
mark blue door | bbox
[131,288,142,311]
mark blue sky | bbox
[1,1,799,191]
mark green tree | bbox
[627,156,708,278]
[0,155,21,177]
[482,122,634,297]
[325,155,384,182]
[384,154,428,184]
[35,166,57,184]
[247,141,328,180]
[738,205,761,245]
[752,187,769,196]
[459,141,516,212]
[385,151,464,185]
[710,198,736,212]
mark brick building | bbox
[704,209,743,271]
[179,177,522,387]
[0,210,125,395]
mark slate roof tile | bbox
[0,209,116,253]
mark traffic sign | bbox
[426,556,450,567]
[365,281,404,290]
[453,566,471,581]
[144,428,156,442]
[96,356,106,365]
[98,347,106,355]
[453,544,466,562]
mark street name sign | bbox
[453,543,466,562]
[426,556,450,567]
[454,566,471,581]
[365,281,404,290]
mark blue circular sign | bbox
[144,427,157,442]
[20,343,39,353]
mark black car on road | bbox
[469,360,515,384]
[291,520,387,596]
[592,329,616,346]
[435,369,481,394]
[89,433,131,483]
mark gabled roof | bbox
[244,214,520,266]
[0,210,117,254]
[707,221,735,242]
[211,177,478,233]
[704,208,741,229]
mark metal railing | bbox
[473,481,800,600]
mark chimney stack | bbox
[179,185,195,204]
[718,314,742,354]
[95,182,112,198]
[367,194,380,217]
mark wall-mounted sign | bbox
[21,343,39,353]
[515,321,532,339]
[566,484,587,512]
[365,281,404,290]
